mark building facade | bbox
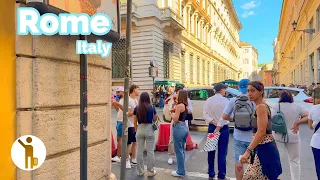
[260,63,274,86]
[239,42,259,80]
[277,0,320,86]
[112,0,242,91]
[272,38,280,84]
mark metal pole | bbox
[120,0,132,178]
[152,76,155,105]
[80,35,88,180]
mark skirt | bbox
[243,135,282,180]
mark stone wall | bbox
[16,2,111,180]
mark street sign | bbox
[149,67,158,77]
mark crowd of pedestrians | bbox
[110,79,320,180]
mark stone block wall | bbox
[15,2,111,180]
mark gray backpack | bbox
[233,95,254,131]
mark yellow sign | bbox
[11,135,47,171]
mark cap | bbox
[214,83,228,92]
[239,79,250,93]
[116,86,124,92]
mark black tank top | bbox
[178,104,188,121]
[251,104,272,134]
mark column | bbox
[194,13,198,36]
[191,13,195,35]
[186,6,191,31]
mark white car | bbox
[187,86,313,129]
[186,87,238,127]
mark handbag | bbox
[203,132,220,152]
[152,105,159,131]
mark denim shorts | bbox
[116,121,123,137]
[234,139,251,162]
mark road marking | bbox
[112,162,236,179]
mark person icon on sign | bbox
[18,137,38,169]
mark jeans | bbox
[234,139,251,162]
[312,147,320,180]
[173,122,189,176]
[136,124,155,174]
[207,124,229,179]
[277,141,300,180]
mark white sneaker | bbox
[168,157,173,165]
[147,170,157,177]
[131,158,137,165]
[111,156,121,163]
[126,160,131,169]
[171,171,184,177]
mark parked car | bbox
[186,86,313,131]
[263,86,313,110]
[186,87,239,129]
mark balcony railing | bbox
[160,7,182,25]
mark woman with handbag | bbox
[239,81,282,180]
[133,92,158,177]
[169,90,189,177]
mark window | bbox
[299,36,303,52]
[190,54,194,83]
[269,89,281,98]
[309,17,314,41]
[112,38,126,78]
[288,90,299,97]
[264,90,269,98]
[244,49,249,53]
[243,58,249,64]
[188,89,213,100]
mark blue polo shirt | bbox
[133,105,157,124]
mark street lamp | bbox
[281,52,293,60]
[149,60,158,104]
[292,20,315,34]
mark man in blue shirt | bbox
[221,79,255,180]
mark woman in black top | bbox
[133,92,158,177]
[169,90,189,177]
[240,81,282,180]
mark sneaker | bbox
[131,158,137,165]
[111,156,121,163]
[168,157,173,165]
[147,170,157,177]
[171,171,184,177]
[126,160,131,169]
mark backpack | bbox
[233,95,254,131]
[271,103,289,143]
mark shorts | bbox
[116,121,123,137]
[234,139,251,162]
[127,127,136,145]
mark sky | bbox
[232,0,283,64]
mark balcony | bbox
[160,7,184,31]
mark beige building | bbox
[112,0,242,90]
[239,42,259,80]
[1,1,113,179]
[277,0,320,86]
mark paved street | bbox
[111,108,318,180]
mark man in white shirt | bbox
[111,84,139,169]
[308,100,320,179]
[111,87,124,163]
[203,83,229,180]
